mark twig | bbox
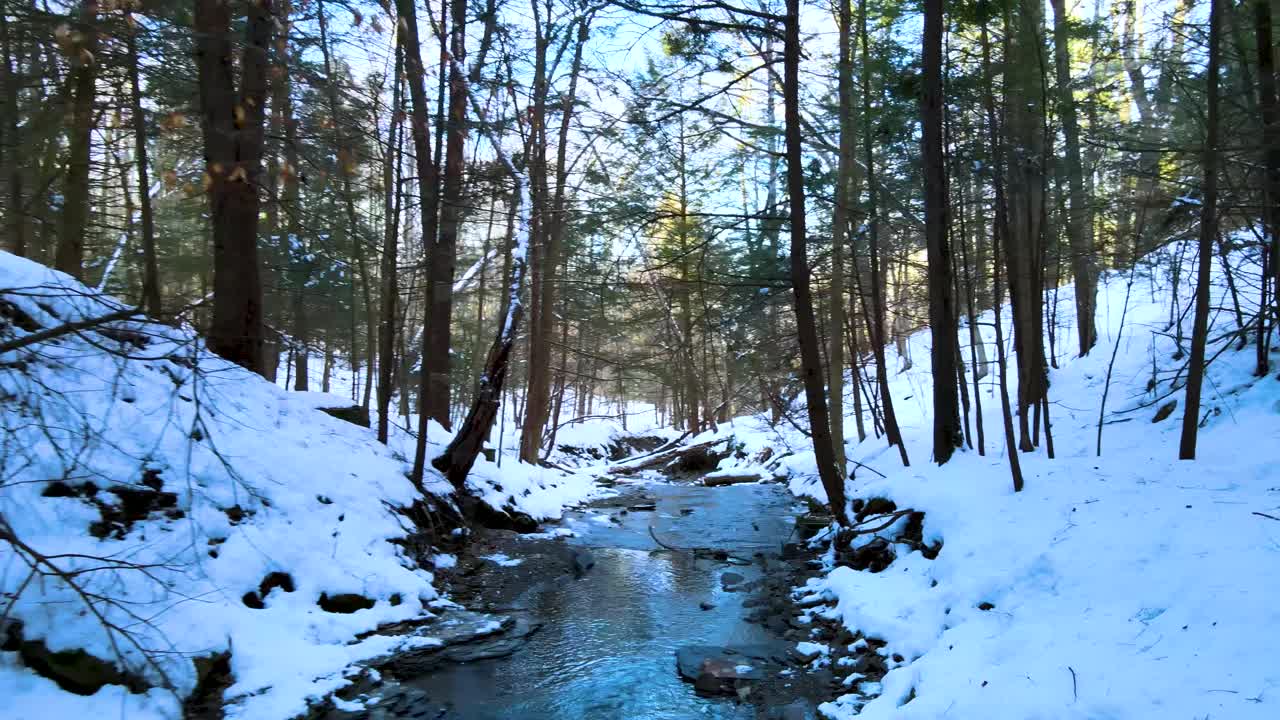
[1252,511,1280,522]
[0,307,140,355]
[1069,666,1078,702]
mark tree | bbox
[1180,0,1222,460]
[194,0,272,373]
[1050,0,1096,356]
[922,0,960,464]
[54,0,98,280]
[785,0,847,523]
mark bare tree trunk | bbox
[785,0,847,524]
[1180,0,1221,460]
[195,0,270,374]
[55,0,97,280]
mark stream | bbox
[400,474,823,720]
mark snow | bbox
[714,239,1280,719]
[0,251,607,718]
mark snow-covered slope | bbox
[695,240,1280,718]
[0,251,596,719]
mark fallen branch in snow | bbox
[0,306,140,355]
[1252,511,1280,522]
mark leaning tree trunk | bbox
[784,0,848,524]
[434,60,532,488]
[195,0,270,374]
[1180,0,1222,460]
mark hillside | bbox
[0,252,595,719]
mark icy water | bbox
[411,479,811,720]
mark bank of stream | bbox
[322,465,842,720]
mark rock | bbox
[318,592,377,614]
[318,405,370,427]
[855,496,897,520]
[1152,399,1178,423]
[626,503,657,512]
[721,571,745,590]
[703,473,761,487]
[700,601,715,611]
[4,623,147,696]
[570,549,595,579]
[675,645,780,696]
[837,537,895,573]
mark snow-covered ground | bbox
[700,240,1280,719]
[0,252,604,719]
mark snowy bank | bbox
[0,251,598,719]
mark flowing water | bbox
[410,479,814,719]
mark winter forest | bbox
[1,0,1278,717]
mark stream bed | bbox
[408,476,823,720]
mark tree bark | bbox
[195,0,271,374]
[1179,0,1221,460]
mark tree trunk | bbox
[378,43,405,444]
[859,0,908,466]
[922,0,961,464]
[55,0,97,280]
[519,0,553,463]
[397,0,443,483]
[784,0,847,524]
[828,0,857,475]
[126,23,160,316]
[1050,0,1096,356]
[1003,0,1049,451]
[1256,0,1280,376]
[195,0,270,374]
[1,6,25,257]
[1179,0,1221,460]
